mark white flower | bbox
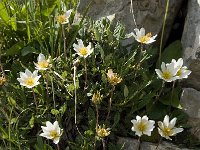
[40,121,63,144]
[57,9,73,24]
[73,39,93,58]
[158,115,183,140]
[126,28,157,44]
[17,69,41,88]
[155,62,179,82]
[171,58,191,79]
[34,53,50,70]
[131,115,155,137]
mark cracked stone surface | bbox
[117,137,193,150]
[78,0,183,45]
[181,0,200,91]
[180,88,200,140]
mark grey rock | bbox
[78,0,183,44]
[140,141,192,150]
[181,0,200,90]
[180,88,200,140]
[117,137,193,150]
[117,137,140,150]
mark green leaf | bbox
[157,40,182,66]
[42,0,59,16]
[112,112,120,128]
[0,2,9,24]
[51,109,59,115]
[160,87,182,108]
[29,115,35,128]
[7,97,16,106]
[21,46,37,56]
[88,107,96,128]
[123,85,129,98]
[10,16,17,31]
[5,41,25,56]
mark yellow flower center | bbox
[163,128,171,136]
[139,32,152,43]
[97,128,110,138]
[92,91,102,105]
[50,130,59,139]
[38,61,49,69]
[162,71,172,79]
[57,15,66,24]
[109,76,122,86]
[79,47,88,56]
[138,122,146,132]
[25,78,35,86]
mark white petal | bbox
[158,121,164,130]
[143,130,152,136]
[131,119,137,124]
[65,9,73,18]
[77,39,84,48]
[171,127,183,136]
[176,58,183,68]
[38,53,45,62]
[135,129,143,137]
[169,117,177,129]
[25,69,32,76]
[155,69,163,79]
[163,115,169,127]
[161,62,166,71]
[19,72,27,79]
[140,28,145,36]
[142,115,148,121]
[136,116,141,121]
[53,136,60,144]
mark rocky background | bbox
[78,0,200,149]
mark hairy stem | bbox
[158,0,169,66]
[62,24,67,61]
[106,86,115,121]
[84,58,88,89]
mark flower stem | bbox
[158,0,169,66]
[155,137,162,150]
[84,58,87,89]
[106,86,115,121]
[130,0,137,28]
[145,81,165,113]
[137,137,141,150]
[46,71,49,98]
[32,88,38,111]
[56,144,60,150]
[73,65,77,124]
[8,106,13,150]
[169,81,176,111]
[95,104,99,131]
[62,24,67,61]
[102,138,106,150]
[50,75,56,109]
